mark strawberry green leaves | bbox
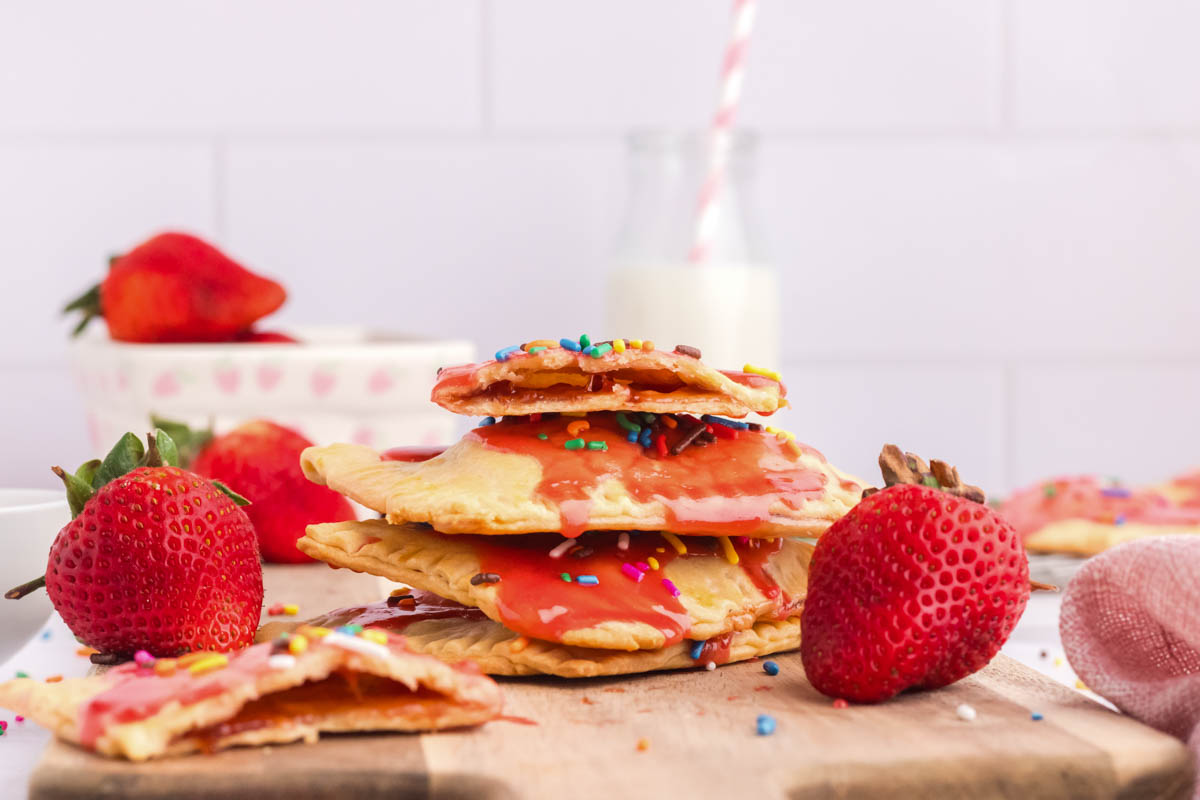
[63,282,102,337]
[211,480,251,507]
[149,415,213,468]
[54,462,100,519]
[54,430,183,519]
[93,432,148,489]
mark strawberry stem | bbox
[142,431,162,468]
[5,575,45,600]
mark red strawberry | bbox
[65,231,286,343]
[188,421,357,563]
[5,431,263,656]
[800,445,1030,703]
[233,329,300,344]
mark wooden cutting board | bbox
[29,565,1196,800]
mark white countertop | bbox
[0,592,1090,798]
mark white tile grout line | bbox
[5,129,1200,146]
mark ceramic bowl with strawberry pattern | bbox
[68,326,475,453]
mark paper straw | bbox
[688,0,757,264]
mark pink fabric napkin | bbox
[1059,536,1200,795]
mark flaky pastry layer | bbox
[299,519,811,652]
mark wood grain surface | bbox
[29,564,1196,800]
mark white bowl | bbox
[0,489,70,664]
[68,326,475,450]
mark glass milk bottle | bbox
[606,131,780,372]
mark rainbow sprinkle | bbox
[756,714,777,736]
[589,343,613,358]
[495,345,521,361]
[560,338,582,352]
[647,557,659,570]
[537,433,548,440]
[480,416,496,427]
[576,575,599,586]
[718,536,740,565]
[549,539,576,559]
[613,339,626,354]
[702,414,749,431]
[689,641,705,660]
[763,660,779,676]
[560,572,572,582]
[621,563,644,583]
[579,334,591,348]
[188,653,229,675]
[662,578,681,597]
[615,412,641,433]
[564,438,585,450]
[743,364,782,382]
[268,654,296,670]
[587,440,608,451]
[361,629,389,645]
[1031,712,1044,721]
[528,346,547,354]
[617,532,630,551]
[661,532,687,555]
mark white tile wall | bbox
[1012,363,1200,486]
[761,139,1200,359]
[0,1,482,133]
[224,140,623,348]
[1,0,1199,496]
[1013,0,1200,131]
[492,0,1003,132]
[777,363,1008,494]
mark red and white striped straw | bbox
[688,0,757,264]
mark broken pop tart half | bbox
[0,627,502,760]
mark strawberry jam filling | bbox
[381,446,447,463]
[301,591,489,631]
[467,412,841,538]
[302,534,796,652]
[181,672,460,753]
[472,531,794,649]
